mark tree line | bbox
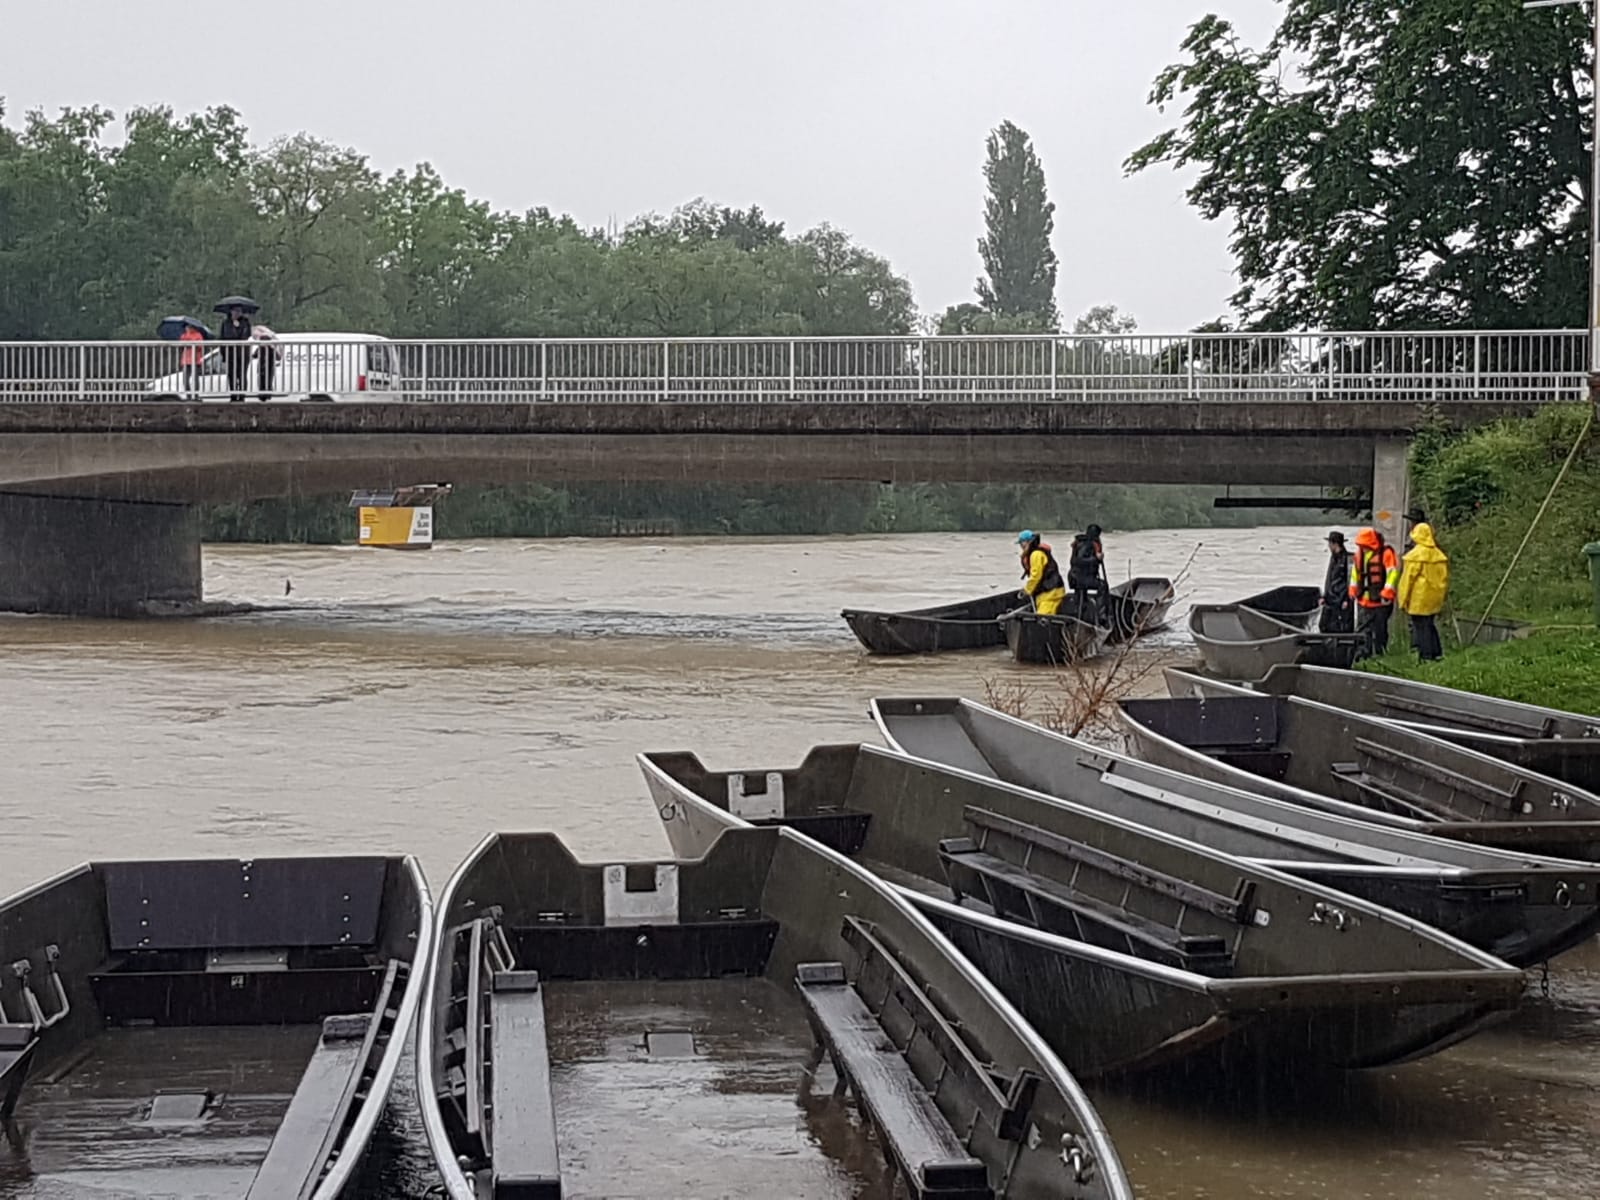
[10,4,1574,544]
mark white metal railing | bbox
[0,331,1586,404]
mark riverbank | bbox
[1364,404,1598,711]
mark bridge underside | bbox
[0,398,1478,614]
[0,396,1510,501]
[0,430,1374,501]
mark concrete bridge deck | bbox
[0,396,1541,503]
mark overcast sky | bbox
[1,0,1279,331]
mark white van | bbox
[145,333,404,402]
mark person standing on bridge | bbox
[1016,531,1067,615]
[1349,526,1399,658]
[1398,522,1449,662]
[219,305,252,403]
[1318,531,1354,633]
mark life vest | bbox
[1355,543,1396,605]
[1021,544,1064,594]
[1068,535,1103,588]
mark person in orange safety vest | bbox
[1348,526,1399,658]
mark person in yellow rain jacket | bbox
[1016,530,1068,616]
[1398,522,1450,662]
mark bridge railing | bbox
[0,331,1585,403]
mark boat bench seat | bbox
[246,1013,373,1200]
[942,840,1233,974]
[488,969,561,1200]
[797,961,993,1200]
[942,806,1253,976]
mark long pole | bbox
[1527,0,1600,374]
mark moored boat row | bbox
[9,653,1598,1196]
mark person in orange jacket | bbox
[1348,526,1400,658]
[178,325,206,399]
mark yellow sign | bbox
[358,506,433,548]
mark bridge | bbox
[0,330,1586,616]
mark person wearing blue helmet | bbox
[1015,530,1067,615]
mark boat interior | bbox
[0,855,428,1200]
[638,744,1516,987]
[420,826,1122,1200]
[1119,694,1600,826]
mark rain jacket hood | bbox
[1408,523,1442,555]
[1354,527,1382,550]
[1398,523,1450,616]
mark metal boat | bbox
[1118,693,1600,860]
[1175,662,1600,792]
[1232,585,1322,628]
[640,745,1524,1079]
[0,853,431,1199]
[871,695,1600,967]
[418,825,1129,1200]
[1105,576,1176,644]
[842,591,1018,655]
[1000,605,1111,665]
[1188,604,1363,679]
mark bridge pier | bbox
[0,493,201,617]
[1370,437,1411,551]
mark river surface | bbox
[0,527,1595,1198]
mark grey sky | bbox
[1,0,1279,331]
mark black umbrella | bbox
[213,295,260,314]
[157,315,214,340]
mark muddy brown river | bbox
[1,528,1594,1198]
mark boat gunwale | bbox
[314,852,433,1200]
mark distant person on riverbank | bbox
[1319,531,1354,633]
[1016,530,1067,615]
[1067,524,1108,620]
[1349,526,1399,658]
[1399,522,1449,662]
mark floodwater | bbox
[0,527,1595,1198]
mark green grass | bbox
[1359,404,1600,712]
[1411,405,1600,619]
[1363,628,1600,714]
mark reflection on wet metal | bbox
[644,1030,698,1058]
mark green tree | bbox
[1127,3,1590,329]
[976,120,1059,326]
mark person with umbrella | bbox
[157,316,213,401]
[214,296,258,403]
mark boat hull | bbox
[1106,576,1176,645]
[1189,604,1363,679]
[0,854,432,1199]
[640,744,1524,1079]
[1119,693,1600,862]
[1002,608,1111,664]
[420,825,1131,1200]
[841,590,1017,655]
[1233,585,1322,629]
[1223,663,1600,793]
[871,694,1600,968]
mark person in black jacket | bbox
[219,305,252,402]
[1319,530,1354,633]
